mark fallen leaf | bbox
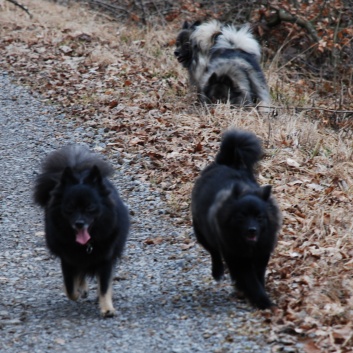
[286,158,301,168]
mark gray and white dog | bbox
[175,20,271,110]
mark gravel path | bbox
[0,71,271,353]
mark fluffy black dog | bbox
[174,20,203,87]
[34,145,129,317]
[191,130,281,309]
[174,21,198,69]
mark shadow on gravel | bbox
[19,281,251,323]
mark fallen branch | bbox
[5,0,32,18]
[274,107,353,114]
[251,104,353,114]
[263,7,320,42]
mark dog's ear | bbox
[60,167,78,186]
[259,185,272,201]
[84,165,103,185]
[192,20,201,28]
[182,21,190,29]
[231,183,243,198]
[84,166,111,196]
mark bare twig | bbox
[137,0,147,25]
[88,0,129,16]
[264,7,320,42]
[284,107,353,114]
[5,0,32,18]
[257,105,353,114]
[274,42,318,73]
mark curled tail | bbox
[33,145,113,207]
[213,24,261,60]
[190,20,222,54]
[215,130,263,172]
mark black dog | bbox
[174,20,204,88]
[34,145,129,317]
[174,21,198,69]
[191,130,281,309]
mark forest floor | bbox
[1,1,353,352]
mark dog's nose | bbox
[74,220,85,230]
[174,50,180,57]
[248,227,257,235]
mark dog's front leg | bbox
[96,263,116,318]
[225,257,273,310]
[61,260,81,301]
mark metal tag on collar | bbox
[86,242,93,254]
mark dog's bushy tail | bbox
[190,20,222,54]
[33,145,113,207]
[215,130,263,172]
[213,24,261,60]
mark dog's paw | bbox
[235,289,245,299]
[99,289,115,318]
[253,296,274,310]
[78,280,89,299]
[101,307,116,318]
[66,291,80,301]
[65,276,89,300]
[80,288,89,299]
[213,273,225,282]
[212,265,224,281]
[64,286,80,301]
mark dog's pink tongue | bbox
[76,229,91,245]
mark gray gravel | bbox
[0,71,271,353]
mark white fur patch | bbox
[98,279,115,317]
[191,54,209,89]
[191,20,222,54]
[208,187,233,236]
[213,24,261,60]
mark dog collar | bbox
[86,242,93,254]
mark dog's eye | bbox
[63,204,75,214]
[86,205,97,213]
[234,214,245,223]
[256,215,264,222]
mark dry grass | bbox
[1,1,353,351]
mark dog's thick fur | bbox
[191,130,281,309]
[174,21,203,87]
[175,20,270,109]
[34,145,129,317]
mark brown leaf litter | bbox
[1,2,353,352]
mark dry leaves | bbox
[1,2,353,352]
